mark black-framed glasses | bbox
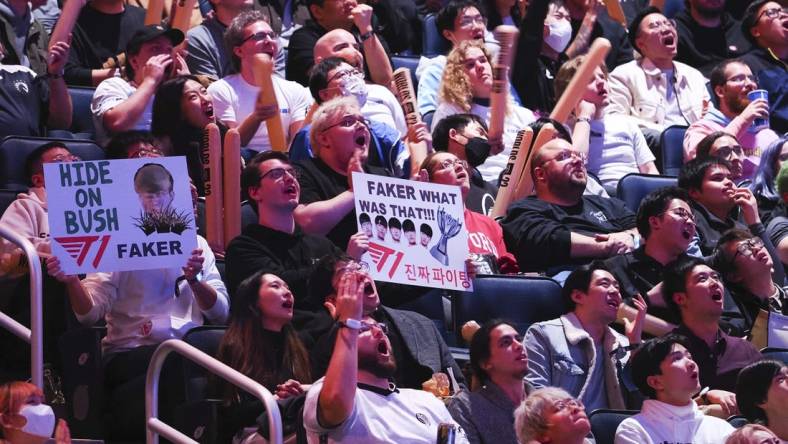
[732,238,764,262]
[261,167,300,181]
[714,145,743,160]
[321,115,370,132]
[241,30,277,44]
[327,68,363,84]
[758,6,787,20]
[662,206,695,222]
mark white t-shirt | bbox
[91,77,154,146]
[208,73,312,152]
[432,101,536,183]
[584,114,655,188]
[364,83,408,138]
[303,377,469,444]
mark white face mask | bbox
[339,74,368,108]
[19,404,55,438]
[545,19,572,53]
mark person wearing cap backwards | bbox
[607,7,710,150]
[91,24,187,146]
[739,0,787,135]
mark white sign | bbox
[45,157,197,274]
[352,172,472,291]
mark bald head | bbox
[531,138,573,175]
[314,29,364,70]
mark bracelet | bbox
[359,30,375,42]
[186,276,199,284]
[576,117,592,124]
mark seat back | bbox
[67,87,96,138]
[453,276,565,337]
[616,173,678,212]
[0,136,104,190]
[422,14,450,56]
[180,325,227,402]
[391,55,420,90]
[0,189,17,215]
[588,409,638,444]
[58,327,107,439]
[761,347,788,365]
[660,125,688,177]
[727,415,750,428]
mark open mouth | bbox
[204,105,214,119]
[472,30,485,40]
[607,300,620,309]
[355,133,368,147]
[711,290,723,302]
[681,226,694,240]
[377,340,390,356]
[691,370,698,380]
[661,35,675,46]
[282,299,293,309]
[363,281,375,295]
[284,184,297,195]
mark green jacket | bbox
[0,14,50,76]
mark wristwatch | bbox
[359,30,375,43]
[338,318,363,330]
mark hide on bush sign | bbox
[352,172,472,291]
[44,157,197,274]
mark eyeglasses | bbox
[128,147,163,159]
[436,158,468,171]
[261,167,300,181]
[542,149,586,165]
[713,145,743,159]
[552,399,584,412]
[49,154,81,162]
[327,68,363,84]
[732,237,764,262]
[645,18,676,31]
[725,73,757,84]
[241,30,277,44]
[358,320,388,334]
[758,6,787,20]
[662,206,695,222]
[322,115,369,132]
[458,14,487,28]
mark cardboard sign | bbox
[352,172,472,291]
[45,157,197,274]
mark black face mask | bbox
[464,137,491,167]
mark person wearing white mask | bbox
[512,0,575,115]
[0,381,70,444]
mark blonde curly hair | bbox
[438,40,493,112]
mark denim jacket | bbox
[524,313,629,409]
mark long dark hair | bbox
[215,271,311,401]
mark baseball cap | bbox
[126,25,185,56]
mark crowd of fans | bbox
[0,0,786,441]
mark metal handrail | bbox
[0,225,43,389]
[145,339,283,444]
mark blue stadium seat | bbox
[761,347,788,365]
[453,275,565,339]
[727,415,750,428]
[67,87,96,139]
[0,136,104,191]
[588,409,638,444]
[391,55,420,90]
[179,325,227,402]
[0,189,17,215]
[660,125,688,177]
[616,173,678,212]
[422,14,450,56]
